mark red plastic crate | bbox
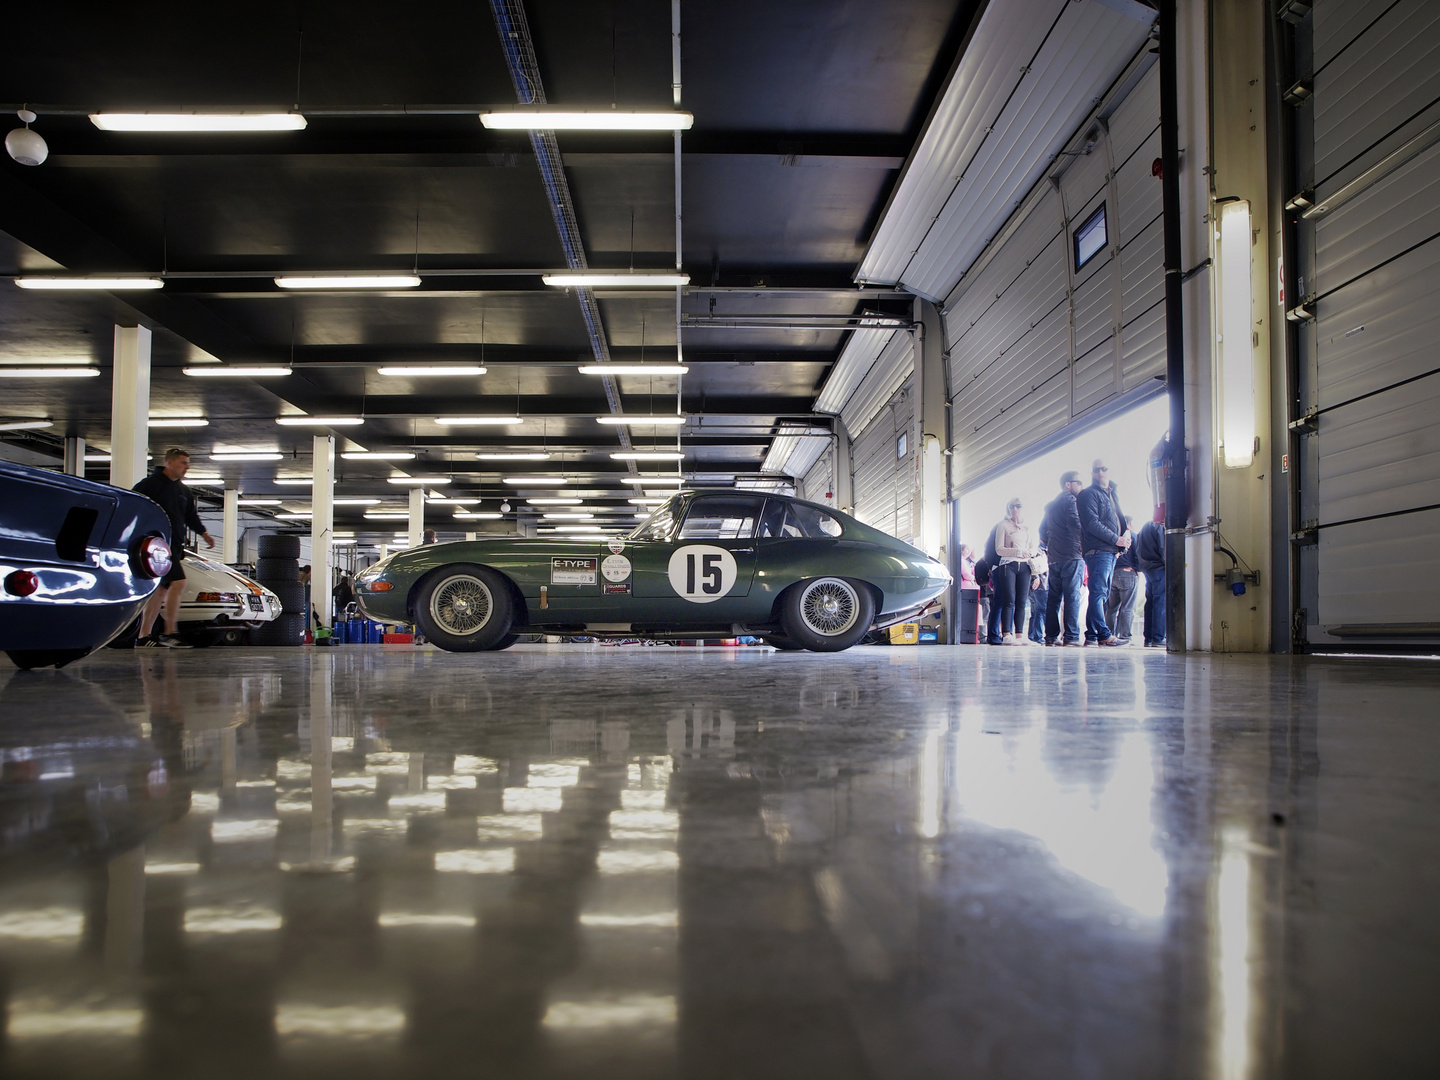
[382,633,413,644]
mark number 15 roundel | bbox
[667,545,738,603]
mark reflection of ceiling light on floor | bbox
[5,1000,144,1039]
[542,994,677,1029]
[274,1004,406,1037]
[377,912,477,929]
[578,911,679,928]
[388,792,447,813]
[0,908,84,942]
[427,774,477,790]
[185,905,282,934]
[453,755,498,773]
[210,819,279,843]
[144,862,201,875]
[620,789,669,810]
[596,848,679,874]
[503,788,563,814]
[476,814,544,841]
[434,849,516,874]
[608,809,679,838]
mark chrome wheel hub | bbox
[799,578,859,636]
[431,576,493,636]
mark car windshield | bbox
[676,495,767,540]
[627,494,684,540]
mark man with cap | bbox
[1038,471,1085,645]
[1076,458,1130,646]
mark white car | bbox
[176,555,283,646]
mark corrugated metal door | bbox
[1294,0,1440,642]
[945,56,1165,491]
[851,381,916,541]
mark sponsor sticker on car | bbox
[601,554,632,582]
[551,557,597,585]
[604,582,632,595]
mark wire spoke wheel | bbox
[430,575,494,636]
[798,578,860,637]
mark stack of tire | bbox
[251,533,306,646]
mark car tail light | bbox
[135,535,173,579]
[4,570,39,597]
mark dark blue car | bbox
[1,460,173,669]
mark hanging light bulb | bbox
[5,109,48,166]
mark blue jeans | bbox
[1143,567,1166,646]
[1084,552,1117,642]
[1045,559,1084,644]
[1028,585,1048,641]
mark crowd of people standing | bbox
[961,458,1166,648]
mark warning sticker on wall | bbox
[551,557,597,585]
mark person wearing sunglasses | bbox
[1076,459,1131,646]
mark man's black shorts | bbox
[161,553,187,587]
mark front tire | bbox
[414,566,515,652]
[763,635,804,651]
[779,577,876,653]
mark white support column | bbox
[63,436,86,477]
[222,488,240,564]
[312,435,336,628]
[408,487,424,548]
[835,420,854,515]
[914,299,948,560]
[109,325,152,489]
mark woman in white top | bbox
[991,497,1035,645]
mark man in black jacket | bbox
[1039,471,1086,645]
[1134,518,1166,647]
[1075,459,1130,646]
[132,448,215,647]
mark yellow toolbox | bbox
[888,622,920,645]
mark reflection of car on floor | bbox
[356,491,951,653]
[1,460,173,670]
[174,555,283,646]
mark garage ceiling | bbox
[0,0,977,533]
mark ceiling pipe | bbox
[486,0,634,457]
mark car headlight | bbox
[133,534,173,579]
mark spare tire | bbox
[266,581,307,615]
[257,533,301,559]
[253,612,306,646]
[254,557,299,583]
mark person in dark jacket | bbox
[132,448,215,647]
[1075,459,1130,646]
[1134,518,1166,647]
[1039,471,1086,645]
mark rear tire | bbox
[7,648,93,670]
[413,565,515,652]
[257,533,301,559]
[779,577,876,653]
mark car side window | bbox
[633,494,684,540]
[758,499,787,538]
[783,503,844,538]
[677,496,766,540]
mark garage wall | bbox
[944,56,1165,490]
[799,444,836,506]
[1299,0,1440,637]
[851,381,916,542]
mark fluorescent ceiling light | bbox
[454,511,503,520]
[596,415,685,426]
[332,497,382,505]
[480,110,693,131]
[387,476,450,485]
[543,513,594,520]
[578,363,688,375]
[426,497,477,504]
[237,498,282,506]
[211,452,284,461]
[90,112,307,132]
[1219,199,1256,470]
[14,277,164,290]
[620,476,683,485]
[183,365,292,377]
[526,498,581,505]
[0,419,54,431]
[273,477,313,485]
[364,511,411,520]
[276,416,364,426]
[274,275,420,289]
[85,454,113,462]
[181,476,223,486]
[276,512,313,520]
[554,525,603,533]
[0,367,99,378]
[628,498,668,505]
[544,273,690,288]
[341,451,415,460]
[476,452,550,460]
[502,477,567,486]
[377,365,486,376]
[148,417,208,428]
[435,416,524,426]
[332,538,356,545]
[611,451,683,461]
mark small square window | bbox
[1074,203,1108,271]
[896,431,908,459]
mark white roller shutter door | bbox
[945,55,1163,491]
[851,381,916,542]
[1298,0,1440,641]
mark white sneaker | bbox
[1001,633,1014,644]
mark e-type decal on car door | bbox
[551,557,597,585]
[666,545,737,603]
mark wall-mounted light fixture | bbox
[1217,199,1256,469]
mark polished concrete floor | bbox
[1,643,1437,1079]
